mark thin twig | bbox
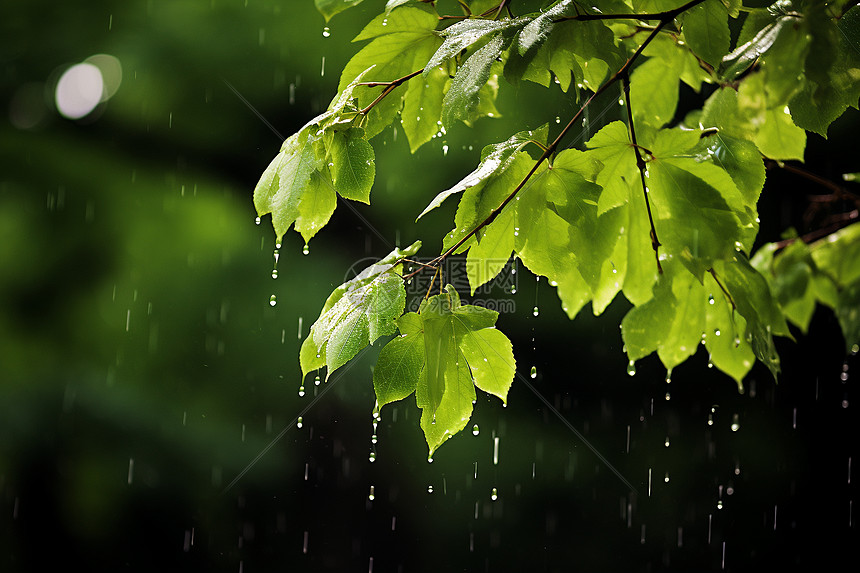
[621,71,663,274]
[773,210,860,251]
[708,268,736,312]
[765,159,860,203]
[359,69,425,116]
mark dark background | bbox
[1,1,857,571]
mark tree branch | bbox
[621,72,662,274]
[358,68,425,116]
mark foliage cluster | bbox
[254,0,860,453]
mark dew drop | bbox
[302,244,310,255]
[427,485,433,494]
[368,485,375,501]
[714,329,721,337]
[731,414,740,432]
[472,424,480,436]
[532,306,539,317]
[530,365,537,379]
[297,416,303,428]
[269,295,277,307]
[734,336,741,347]
[298,385,305,397]
[314,374,321,386]
[627,360,637,377]
[708,294,715,305]
[322,26,330,38]
[427,456,434,463]
[664,472,670,483]
[490,487,498,501]
[271,269,278,279]
[369,451,376,463]
[664,437,670,447]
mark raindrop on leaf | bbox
[322,26,330,38]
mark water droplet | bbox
[472,424,480,436]
[664,392,671,401]
[302,244,310,255]
[298,385,305,397]
[717,500,723,509]
[555,116,561,124]
[269,295,277,307]
[731,414,740,432]
[314,374,321,386]
[852,343,859,355]
[664,437,670,447]
[510,286,517,294]
[734,336,741,347]
[271,269,278,279]
[368,485,375,500]
[297,416,303,428]
[369,451,376,463]
[322,26,330,37]
[255,216,261,225]
[427,485,433,494]
[442,144,448,156]
[627,360,637,376]
[490,487,498,501]
[664,472,670,483]
[665,369,672,384]
[530,366,537,379]
[427,456,433,463]
[371,433,378,444]
[532,306,539,317]
[707,413,714,426]
[708,294,715,305]
[714,329,721,337]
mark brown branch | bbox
[773,210,860,251]
[557,0,708,23]
[621,71,663,274]
[358,69,425,116]
[765,159,860,203]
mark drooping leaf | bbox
[373,285,516,454]
[424,16,529,73]
[300,241,422,381]
[315,0,365,22]
[442,34,509,126]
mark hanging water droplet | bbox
[510,286,517,294]
[427,456,434,463]
[269,295,277,307]
[627,360,637,376]
[371,433,378,444]
[442,144,448,156]
[427,485,433,494]
[314,374,321,386]
[298,385,305,397]
[555,116,561,124]
[472,424,480,436]
[664,437,670,447]
[532,306,539,317]
[717,500,723,509]
[368,485,375,500]
[322,26,330,37]
[302,244,310,255]
[254,216,261,225]
[530,366,537,379]
[490,487,498,501]
[664,472,670,483]
[731,414,740,432]
[665,369,672,384]
[707,413,714,426]
[664,392,671,401]
[369,451,376,463]
[734,335,741,347]
[271,269,278,279]
[297,416,303,428]
[708,294,715,305]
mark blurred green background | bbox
[1,1,858,571]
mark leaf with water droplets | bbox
[315,0,366,22]
[424,17,529,74]
[373,285,515,454]
[328,128,374,203]
[338,5,444,145]
[442,33,509,127]
[300,241,421,381]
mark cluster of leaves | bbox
[254,0,860,454]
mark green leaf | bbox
[329,128,375,203]
[372,314,425,407]
[836,280,860,353]
[315,0,365,22]
[704,271,755,387]
[374,285,515,454]
[443,34,508,126]
[424,17,529,73]
[630,57,680,128]
[809,222,860,286]
[254,129,322,241]
[755,105,806,161]
[339,6,443,144]
[681,0,731,68]
[300,241,421,381]
[716,254,791,380]
[418,126,545,220]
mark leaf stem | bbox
[621,71,663,274]
[708,268,736,312]
[358,69,425,116]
